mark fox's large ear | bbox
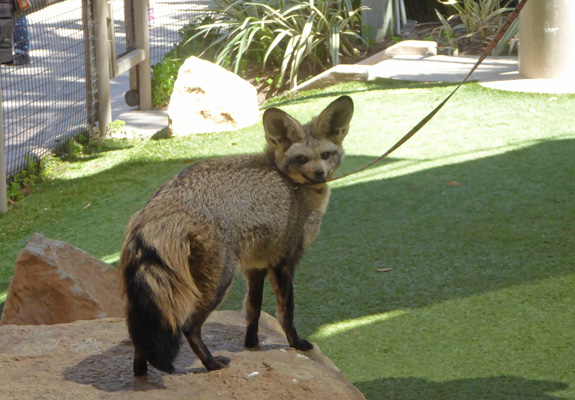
[263,108,305,150]
[314,95,354,145]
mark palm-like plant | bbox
[188,0,366,90]
[435,0,516,55]
[438,0,512,39]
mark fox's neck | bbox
[293,182,331,215]
[296,182,327,194]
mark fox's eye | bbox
[320,151,331,160]
[295,155,308,165]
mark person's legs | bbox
[13,16,29,64]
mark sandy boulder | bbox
[0,233,124,325]
[0,311,366,399]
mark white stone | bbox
[168,57,260,136]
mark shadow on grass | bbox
[280,137,575,332]
[0,151,396,320]
[2,138,575,333]
[356,376,568,400]
[0,155,210,293]
[58,139,136,164]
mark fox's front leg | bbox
[268,261,313,351]
[244,268,267,348]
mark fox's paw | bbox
[292,338,313,351]
[245,334,259,349]
[205,355,231,371]
[215,355,231,365]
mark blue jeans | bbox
[14,16,28,55]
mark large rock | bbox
[0,311,366,399]
[168,57,260,136]
[0,233,124,325]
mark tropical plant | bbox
[491,17,518,56]
[439,0,511,39]
[187,0,366,90]
[435,0,516,55]
[434,10,458,52]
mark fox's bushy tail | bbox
[121,236,185,374]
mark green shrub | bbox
[439,0,511,39]
[151,57,182,108]
[435,0,516,55]
[7,162,37,203]
[186,0,366,90]
[6,154,61,203]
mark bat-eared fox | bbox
[120,95,354,375]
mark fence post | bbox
[0,77,7,213]
[94,0,112,136]
[133,0,151,109]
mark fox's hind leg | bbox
[182,309,230,371]
[244,269,268,348]
[268,261,313,351]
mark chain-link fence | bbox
[149,0,211,64]
[1,0,96,178]
[1,0,210,180]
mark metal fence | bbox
[1,0,95,178]
[148,0,212,64]
[1,0,210,180]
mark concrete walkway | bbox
[112,44,575,138]
[110,72,169,139]
[366,54,575,94]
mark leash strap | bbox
[328,0,528,183]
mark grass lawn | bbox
[2,79,575,399]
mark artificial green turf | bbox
[1,80,574,399]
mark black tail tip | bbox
[155,363,176,374]
[147,354,178,374]
[134,359,176,376]
[133,348,177,375]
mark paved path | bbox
[115,50,575,138]
[110,72,169,138]
[368,54,575,94]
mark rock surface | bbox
[0,311,366,400]
[168,56,260,136]
[0,233,124,325]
